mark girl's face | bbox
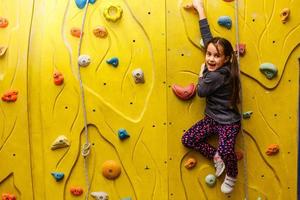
[205,43,229,71]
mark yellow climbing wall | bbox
[0,0,299,200]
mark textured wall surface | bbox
[0,0,299,199]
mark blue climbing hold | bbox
[218,16,232,29]
[75,0,96,9]
[106,57,119,67]
[51,172,64,182]
[118,128,130,140]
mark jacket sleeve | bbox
[199,18,213,46]
[197,71,225,97]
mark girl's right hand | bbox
[193,0,204,12]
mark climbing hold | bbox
[243,111,253,119]
[184,157,197,169]
[51,172,64,182]
[118,128,130,140]
[53,70,64,86]
[121,198,132,200]
[172,83,196,101]
[78,55,91,67]
[280,8,290,24]
[0,17,8,28]
[217,16,232,29]
[70,27,82,38]
[1,193,16,200]
[75,0,97,9]
[235,151,243,160]
[91,191,109,200]
[102,160,121,180]
[93,26,108,38]
[0,46,7,57]
[223,0,234,2]
[70,187,84,196]
[51,135,70,150]
[1,90,18,102]
[132,68,145,84]
[103,5,123,22]
[266,144,280,156]
[236,43,246,56]
[106,57,119,67]
[205,174,216,187]
[259,63,278,79]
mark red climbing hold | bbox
[172,83,196,101]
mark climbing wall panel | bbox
[28,0,167,199]
[0,1,34,199]
[167,0,299,199]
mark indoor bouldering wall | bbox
[0,0,299,200]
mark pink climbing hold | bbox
[172,83,196,101]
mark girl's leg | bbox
[215,121,241,178]
[181,116,217,159]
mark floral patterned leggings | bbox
[181,116,241,177]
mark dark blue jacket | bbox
[197,19,241,124]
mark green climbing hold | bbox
[259,63,278,79]
[243,111,253,119]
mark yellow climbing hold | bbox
[103,5,123,22]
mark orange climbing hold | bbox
[172,83,196,101]
[70,27,82,38]
[2,90,18,102]
[0,17,8,28]
[70,187,84,196]
[184,157,197,169]
[53,70,64,86]
[93,26,108,38]
[1,193,16,200]
[266,144,280,156]
[102,160,121,180]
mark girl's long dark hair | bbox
[205,37,241,108]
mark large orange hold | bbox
[0,17,8,28]
[1,193,16,200]
[102,160,121,180]
[2,90,18,102]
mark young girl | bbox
[181,0,241,194]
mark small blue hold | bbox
[121,198,132,200]
[118,128,130,140]
[75,0,97,9]
[51,172,64,182]
[106,57,119,67]
[218,16,232,29]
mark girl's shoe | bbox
[213,153,225,177]
[221,175,237,194]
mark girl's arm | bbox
[193,0,213,45]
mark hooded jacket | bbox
[197,65,241,124]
